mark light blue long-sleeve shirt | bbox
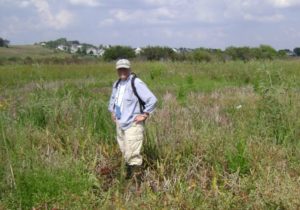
[108,74,157,130]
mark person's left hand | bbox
[134,114,148,123]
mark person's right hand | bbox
[111,112,116,123]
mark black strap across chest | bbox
[114,73,146,113]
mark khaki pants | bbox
[116,122,144,166]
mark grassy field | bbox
[0,60,299,209]
[0,45,70,59]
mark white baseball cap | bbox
[116,59,131,69]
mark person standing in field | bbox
[108,59,157,183]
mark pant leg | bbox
[116,123,125,155]
[124,122,144,166]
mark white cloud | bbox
[160,28,207,40]
[141,0,293,23]
[267,0,300,8]
[99,18,114,27]
[0,0,31,7]
[0,16,39,38]
[187,1,225,23]
[284,27,300,38]
[31,0,73,29]
[0,16,22,37]
[244,13,285,22]
[19,0,30,7]
[1,0,300,48]
[68,0,101,7]
[108,7,176,25]
[223,0,289,22]
[141,0,224,23]
[143,0,182,6]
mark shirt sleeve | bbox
[108,81,117,113]
[134,78,157,114]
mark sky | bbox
[0,0,300,49]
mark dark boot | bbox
[125,164,143,180]
[125,164,133,180]
[126,164,143,194]
[131,165,143,180]
[132,165,143,191]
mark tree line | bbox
[37,38,300,62]
[1,37,300,64]
[35,38,300,62]
[103,45,300,62]
[0,37,10,47]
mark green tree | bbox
[225,47,254,61]
[103,46,135,61]
[140,46,175,61]
[225,45,278,61]
[45,38,68,48]
[293,48,300,56]
[277,49,289,57]
[257,45,277,59]
[77,47,87,56]
[191,48,212,62]
[0,37,10,47]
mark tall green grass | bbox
[0,60,299,209]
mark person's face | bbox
[117,68,130,80]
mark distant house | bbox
[135,47,142,55]
[286,50,296,56]
[104,45,111,49]
[40,42,46,46]
[70,44,82,54]
[57,45,67,51]
[279,49,296,56]
[177,48,193,53]
[172,48,179,53]
[97,48,105,56]
[86,47,98,55]
[85,47,105,56]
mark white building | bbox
[70,44,82,54]
[104,44,111,49]
[97,49,105,56]
[86,47,98,55]
[57,45,67,51]
[172,48,179,53]
[135,47,142,55]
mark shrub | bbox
[140,46,176,61]
[191,48,212,62]
[103,45,135,61]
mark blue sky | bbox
[0,0,300,49]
